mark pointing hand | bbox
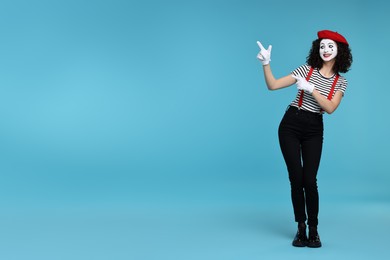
[292,75,315,94]
[256,41,272,65]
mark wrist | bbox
[308,83,315,94]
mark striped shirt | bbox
[290,64,348,113]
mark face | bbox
[319,39,338,62]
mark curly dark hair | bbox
[306,39,353,74]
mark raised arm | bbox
[262,65,296,90]
[257,41,296,91]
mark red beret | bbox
[317,30,349,46]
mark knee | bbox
[304,178,318,191]
[289,178,304,191]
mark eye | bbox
[328,44,334,48]
[320,45,325,49]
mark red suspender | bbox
[297,67,339,110]
[298,67,314,108]
[327,74,340,100]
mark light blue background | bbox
[0,0,389,259]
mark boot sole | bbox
[292,241,307,247]
[307,243,322,248]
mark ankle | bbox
[309,226,317,231]
[298,222,306,230]
[309,226,318,236]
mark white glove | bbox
[292,75,315,94]
[256,41,272,65]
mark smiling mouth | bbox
[323,54,332,58]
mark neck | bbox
[320,60,335,77]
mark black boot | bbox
[292,222,307,247]
[307,226,322,248]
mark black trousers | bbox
[278,106,323,227]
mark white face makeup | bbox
[319,39,338,62]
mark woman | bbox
[256,30,352,248]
